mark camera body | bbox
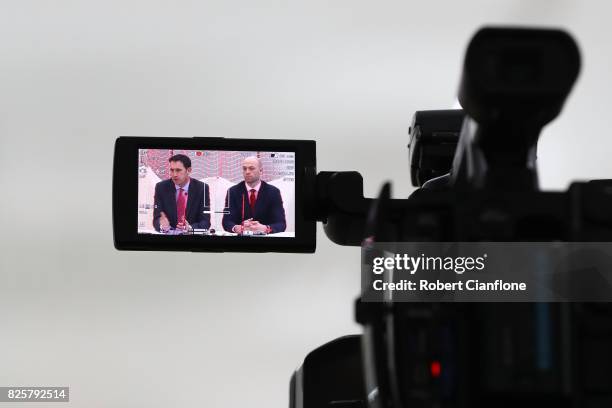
[356,301,612,408]
[290,336,366,408]
[109,25,612,408]
[298,27,612,408]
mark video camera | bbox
[112,26,612,407]
[293,27,612,408]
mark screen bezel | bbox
[113,136,316,252]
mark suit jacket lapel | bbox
[253,181,267,219]
[167,181,178,225]
[186,179,198,219]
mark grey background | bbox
[1,1,611,407]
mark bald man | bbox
[222,156,286,234]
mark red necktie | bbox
[177,187,187,224]
[249,189,257,209]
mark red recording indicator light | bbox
[196,151,203,156]
[430,361,442,378]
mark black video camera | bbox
[291,27,612,408]
[111,26,612,408]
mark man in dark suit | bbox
[222,156,286,234]
[153,154,211,232]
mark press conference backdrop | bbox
[2,1,612,407]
